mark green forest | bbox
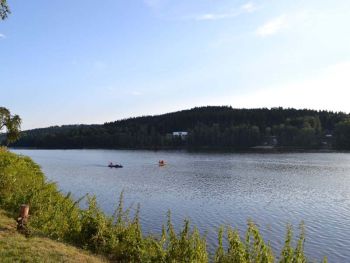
[4,106,350,150]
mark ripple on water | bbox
[11,149,350,262]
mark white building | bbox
[172,131,188,139]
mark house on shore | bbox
[172,131,188,140]
[251,135,278,150]
[263,136,278,147]
[321,134,333,148]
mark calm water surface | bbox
[12,149,350,262]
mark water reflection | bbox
[12,149,350,262]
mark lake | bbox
[12,149,350,262]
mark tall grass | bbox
[0,148,326,262]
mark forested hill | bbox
[7,106,350,150]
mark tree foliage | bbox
[10,107,350,150]
[0,107,21,145]
[334,120,350,149]
[0,0,10,20]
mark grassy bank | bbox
[0,148,326,262]
[0,209,106,263]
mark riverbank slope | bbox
[0,210,106,263]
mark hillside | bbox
[0,210,106,263]
[5,106,350,150]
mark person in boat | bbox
[109,163,123,168]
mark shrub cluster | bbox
[0,149,326,262]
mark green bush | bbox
[0,149,326,262]
[0,149,81,241]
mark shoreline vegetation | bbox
[0,148,327,262]
[9,145,349,153]
[0,210,106,263]
[5,107,350,152]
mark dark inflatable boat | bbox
[108,163,123,168]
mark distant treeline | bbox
[6,106,350,150]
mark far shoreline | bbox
[9,146,348,154]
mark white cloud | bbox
[241,2,256,13]
[143,0,256,21]
[0,33,6,39]
[195,13,233,21]
[255,11,312,37]
[256,15,288,37]
[195,2,257,21]
[231,61,350,113]
[143,0,164,9]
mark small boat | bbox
[108,163,123,168]
[158,160,166,166]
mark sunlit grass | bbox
[0,210,106,263]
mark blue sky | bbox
[1,0,350,130]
